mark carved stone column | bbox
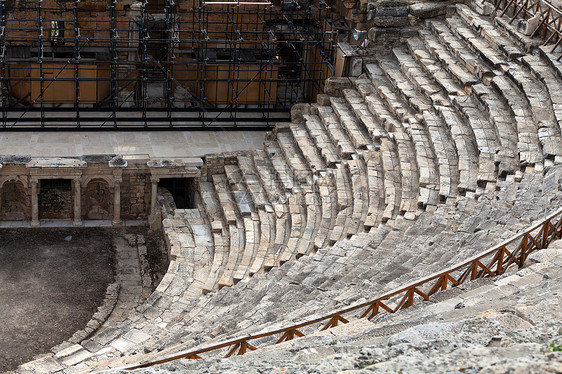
[31,178,39,227]
[113,176,122,225]
[150,176,159,216]
[73,177,82,226]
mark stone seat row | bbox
[148,238,562,373]
[77,164,561,373]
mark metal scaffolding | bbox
[0,0,336,129]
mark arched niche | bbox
[84,178,112,220]
[0,179,30,221]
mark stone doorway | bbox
[39,179,73,220]
[158,178,195,209]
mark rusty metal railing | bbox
[124,206,562,370]
[493,0,562,59]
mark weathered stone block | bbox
[324,77,352,97]
[370,15,410,27]
[409,2,448,18]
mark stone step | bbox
[302,114,340,166]
[538,45,562,83]
[451,94,500,183]
[417,23,504,183]
[503,61,562,160]
[314,175,338,250]
[394,42,518,178]
[455,4,525,59]
[264,139,296,192]
[406,34,467,96]
[251,150,293,269]
[275,130,314,190]
[380,138,402,222]
[490,74,544,165]
[296,190,322,256]
[234,156,281,275]
[428,19,493,80]
[342,86,389,141]
[418,21,542,166]
[279,193,307,263]
[212,174,246,288]
[202,225,230,293]
[521,54,562,165]
[468,83,519,174]
[350,155,370,233]
[223,164,261,282]
[376,55,433,113]
[177,209,214,299]
[420,25,482,86]
[391,45,449,107]
[329,97,372,150]
[351,75,420,216]
[329,164,352,243]
[233,216,260,281]
[224,164,256,217]
[237,155,270,209]
[433,105,479,192]
[289,122,328,172]
[374,54,442,198]
[212,174,239,225]
[252,150,286,204]
[420,110,460,199]
[445,13,562,159]
[316,105,356,159]
[362,149,386,228]
[445,16,509,70]
[347,157,369,235]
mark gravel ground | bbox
[0,228,115,372]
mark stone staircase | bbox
[14,1,562,372]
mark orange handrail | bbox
[493,0,562,58]
[123,206,562,370]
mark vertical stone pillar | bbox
[73,177,82,226]
[150,176,159,216]
[31,178,39,227]
[113,176,122,226]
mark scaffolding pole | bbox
[0,0,7,128]
[0,0,336,128]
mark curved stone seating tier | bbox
[329,97,372,150]
[362,149,386,228]
[316,105,356,159]
[350,74,421,216]
[429,5,562,164]
[289,123,328,173]
[274,129,314,190]
[157,197,213,302]
[302,114,340,166]
[447,11,562,159]
[414,25,543,167]
[140,242,562,373]
[78,169,560,372]
[392,44,519,177]
[15,2,562,372]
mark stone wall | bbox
[39,182,73,220]
[121,172,151,220]
[0,156,200,225]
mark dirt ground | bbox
[0,228,116,372]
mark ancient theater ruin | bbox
[1,0,562,372]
